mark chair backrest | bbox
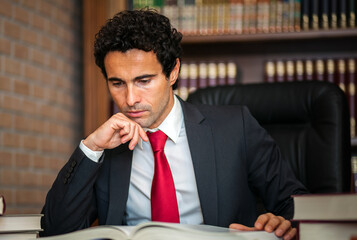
[187,81,351,193]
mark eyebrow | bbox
[107,74,157,82]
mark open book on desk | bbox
[36,221,281,240]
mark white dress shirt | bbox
[79,96,204,225]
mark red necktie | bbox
[147,130,180,223]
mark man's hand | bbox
[229,213,296,240]
[83,113,149,151]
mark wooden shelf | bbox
[182,28,357,44]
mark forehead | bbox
[104,49,162,77]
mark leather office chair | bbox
[187,81,351,195]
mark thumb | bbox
[229,223,257,231]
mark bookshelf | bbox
[182,28,357,43]
[181,30,357,149]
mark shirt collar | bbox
[137,95,183,149]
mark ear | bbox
[169,58,180,87]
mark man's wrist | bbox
[82,137,103,152]
[80,140,104,162]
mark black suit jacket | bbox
[40,99,307,236]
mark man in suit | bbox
[40,9,307,239]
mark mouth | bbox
[126,110,146,118]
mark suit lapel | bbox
[106,143,133,225]
[180,99,218,225]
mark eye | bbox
[112,81,124,87]
[137,79,151,85]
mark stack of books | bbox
[292,193,357,240]
[0,195,42,239]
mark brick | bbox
[4,57,22,76]
[19,171,40,186]
[41,35,52,52]
[32,84,45,99]
[4,21,21,40]
[32,49,46,66]
[14,152,32,168]
[0,38,11,55]
[39,70,52,85]
[40,173,56,187]
[32,14,47,31]
[32,154,48,169]
[0,76,12,91]
[15,189,44,204]
[14,43,29,60]
[24,64,39,81]
[23,135,39,150]
[14,79,30,96]
[22,28,39,46]
[22,0,38,10]
[0,112,12,128]
[0,0,12,18]
[39,1,53,17]
[0,169,19,185]
[3,95,22,112]
[0,150,13,167]
[14,6,30,25]
[33,119,49,134]
[3,132,21,148]
[21,99,37,115]
[14,115,33,132]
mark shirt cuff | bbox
[79,140,104,162]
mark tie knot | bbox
[147,130,167,152]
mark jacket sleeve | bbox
[242,106,308,220]
[40,146,103,236]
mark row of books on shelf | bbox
[264,57,357,137]
[131,0,356,36]
[174,60,239,100]
[0,195,42,239]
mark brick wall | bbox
[0,0,83,214]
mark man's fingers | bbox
[274,219,292,237]
[128,124,140,150]
[254,213,272,230]
[282,227,296,240]
[229,223,256,231]
[139,126,149,142]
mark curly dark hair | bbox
[94,9,183,90]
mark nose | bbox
[126,86,140,107]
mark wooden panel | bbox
[83,0,127,136]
